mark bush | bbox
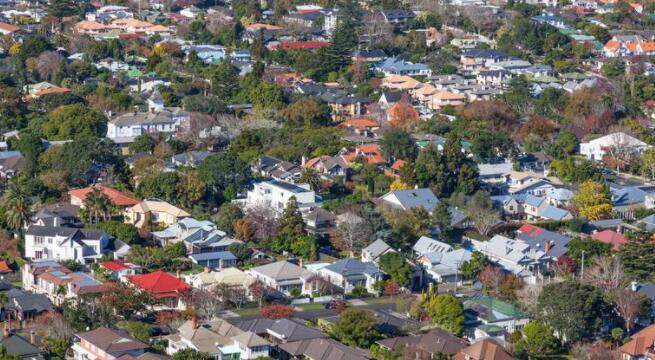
[351,285,368,297]
[261,304,296,319]
[89,221,141,245]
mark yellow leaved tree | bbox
[574,180,614,220]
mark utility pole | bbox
[580,250,585,279]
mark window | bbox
[35,236,44,245]
[34,251,42,259]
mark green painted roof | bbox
[464,296,527,322]
[476,324,505,334]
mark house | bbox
[99,260,142,280]
[316,259,383,293]
[380,188,439,213]
[126,271,190,309]
[460,49,510,69]
[31,203,80,227]
[184,45,226,63]
[638,213,655,231]
[376,57,432,76]
[68,185,139,209]
[279,338,372,360]
[463,295,529,336]
[247,261,314,296]
[532,15,565,28]
[106,92,190,146]
[0,328,43,360]
[418,249,473,283]
[189,251,237,270]
[185,267,255,291]
[3,288,52,323]
[22,261,106,305]
[352,49,386,62]
[151,218,242,253]
[232,317,328,344]
[471,235,549,282]
[253,156,303,182]
[453,339,513,360]
[72,327,150,360]
[171,151,210,167]
[591,229,628,251]
[478,163,513,184]
[340,144,386,166]
[0,151,23,178]
[361,239,396,263]
[611,184,654,220]
[167,318,270,359]
[124,199,190,228]
[24,225,111,264]
[304,207,336,235]
[376,329,468,358]
[324,94,371,121]
[379,9,415,25]
[0,22,19,36]
[337,117,381,137]
[580,132,649,161]
[505,171,557,196]
[240,180,316,215]
[302,155,349,177]
[515,224,572,259]
[618,324,655,360]
[413,236,453,257]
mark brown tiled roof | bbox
[453,339,514,360]
[77,327,148,354]
[377,329,468,356]
[620,324,655,356]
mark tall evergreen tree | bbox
[209,61,240,102]
[271,197,306,253]
[320,16,358,74]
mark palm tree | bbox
[298,169,321,192]
[3,183,31,238]
[84,187,112,224]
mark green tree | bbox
[89,221,141,245]
[460,251,490,279]
[330,308,380,347]
[379,252,413,287]
[566,237,612,267]
[618,236,655,282]
[432,200,452,234]
[209,61,240,102]
[379,128,418,162]
[277,98,331,128]
[216,203,244,235]
[538,281,607,343]
[320,15,357,74]
[291,235,318,260]
[198,151,251,201]
[514,321,559,358]
[424,292,465,335]
[272,196,306,253]
[129,134,155,154]
[3,181,32,237]
[41,103,107,140]
[117,320,151,343]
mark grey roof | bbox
[0,333,43,359]
[381,188,439,212]
[540,206,571,221]
[324,259,380,277]
[268,180,310,194]
[524,194,545,208]
[25,225,106,241]
[110,108,187,127]
[250,261,313,281]
[362,239,393,260]
[279,337,371,360]
[636,283,655,303]
[268,318,328,342]
[6,289,52,314]
[413,236,453,255]
[516,225,572,258]
[639,214,655,231]
[376,328,467,356]
[189,251,237,262]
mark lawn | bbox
[235,308,260,317]
[297,303,325,311]
[363,297,396,305]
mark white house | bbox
[580,132,649,161]
[316,259,383,293]
[25,225,111,264]
[471,235,550,283]
[22,261,106,305]
[239,180,316,214]
[361,239,396,263]
[247,261,314,296]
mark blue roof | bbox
[611,186,650,207]
[541,206,571,221]
[378,57,429,73]
[524,194,545,208]
[325,258,380,277]
[532,15,563,22]
[639,214,655,231]
[382,188,439,212]
[189,251,237,262]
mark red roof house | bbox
[275,41,328,50]
[591,230,628,251]
[127,271,190,299]
[69,185,139,208]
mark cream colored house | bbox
[124,199,190,228]
[185,267,256,291]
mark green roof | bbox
[127,66,142,78]
[476,324,505,335]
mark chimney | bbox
[176,269,181,278]
[298,258,304,268]
[544,240,551,253]
[3,322,8,337]
[30,331,35,345]
[191,316,198,330]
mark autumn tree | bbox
[574,180,613,220]
[388,100,420,131]
[610,288,643,334]
[261,304,296,319]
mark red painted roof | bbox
[0,261,11,274]
[517,224,544,237]
[100,261,129,272]
[127,271,189,298]
[276,41,327,50]
[69,185,139,207]
[591,230,628,251]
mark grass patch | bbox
[364,297,395,305]
[236,308,260,317]
[298,303,324,311]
